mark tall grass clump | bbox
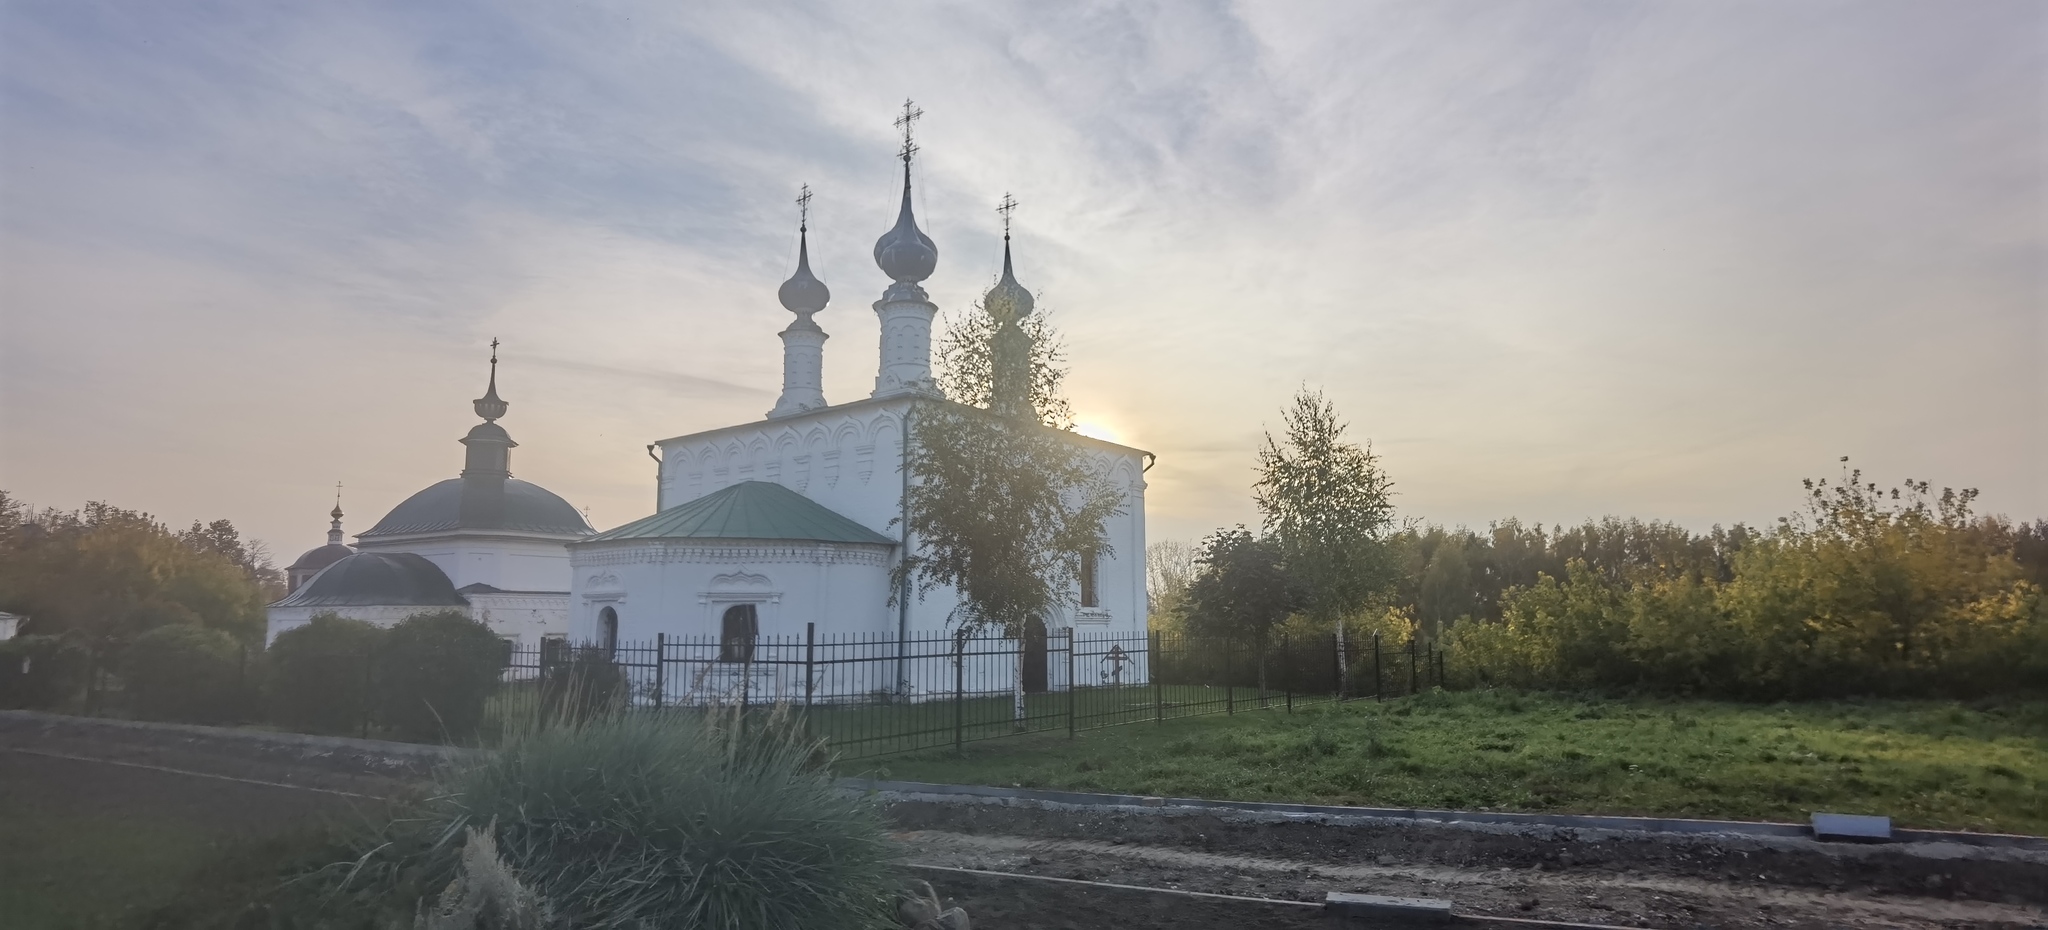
[420,705,895,930]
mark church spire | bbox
[459,340,517,528]
[986,193,1034,420]
[328,482,345,546]
[871,100,940,399]
[771,185,831,418]
[474,338,509,422]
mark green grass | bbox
[845,690,2048,835]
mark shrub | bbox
[0,634,90,709]
[266,613,384,735]
[375,610,507,743]
[121,624,247,723]
[540,644,626,723]
[420,709,894,929]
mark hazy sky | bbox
[3,1,2042,564]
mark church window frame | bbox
[1078,548,1101,609]
[598,606,619,657]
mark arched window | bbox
[1078,549,1100,608]
[598,606,619,656]
[720,604,758,663]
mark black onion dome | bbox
[873,165,937,284]
[287,542,356,574]
[271,552,467,608]
[779,228,831,315]
[360,478,593,538]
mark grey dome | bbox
[360,478,593,538]
[287,542,356,574]
[271,552,467,609]
[983,239,1034,322]
[873,165,937,283]
[779,228,831,314]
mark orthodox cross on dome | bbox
[895,98,923,166]
[997,192,1018,239]
[796,183,812,231]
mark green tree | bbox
[901,285,1123,724]
[0,496,269,647]
[1184,526,1301,693]
[1253,389,1400,692]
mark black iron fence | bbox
[508,627,1449,760]
[16,628,1451,759]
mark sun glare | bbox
[1072,419,1124,445]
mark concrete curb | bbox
[839,778,2048,852]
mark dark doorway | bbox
[598,607,618,656]
[1021,615,1049,693]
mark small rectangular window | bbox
[720,604,759,663]
[1079,550,1100,608]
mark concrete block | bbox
[1812,812,1892,843]
[1324,891,1454,926]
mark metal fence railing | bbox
[506,627,1450,761]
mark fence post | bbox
[1225,639,1235,715]
[804,623,817,708]
[653,633,667,709]
[1331,633,1343,701]
[1152,631,1163,724]
[1408,637,1418,695]
[953,641,965,754]
[1437,645,1446,689]
[1373,633,1383,702]
[1283,633,1293,714]
[1065,629,1077,739]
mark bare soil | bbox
[5,713,2042,930]
[882,801,2048,929]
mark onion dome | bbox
[778,227,831,316]
[873,163,937,284]
[473,341,508,422]
[983,236,1034,323]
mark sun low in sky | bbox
[1,1,2040,557]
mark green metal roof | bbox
[579,481,895,546]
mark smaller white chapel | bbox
[266,354,595,646]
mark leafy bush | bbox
[1445,470,2048,699]
[419,709,893,929]
[265,613,384,734]
[539,644,625,723]
[0,634,89,709]
[375,610,507,743]
[121,624,247,723]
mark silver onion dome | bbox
[778,227,830,315]
[873,164,937,284]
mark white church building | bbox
[568,131,1151,701]
[267,118,1151,702]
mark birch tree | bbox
[899,294,1122,724]
[1253,388,1399,693]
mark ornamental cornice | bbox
[571,541,893,568]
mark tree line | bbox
[1152,393,2048,701]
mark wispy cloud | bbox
[2,0,2039,555]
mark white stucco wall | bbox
[354,533,574,593]
[650,399,1150,640]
